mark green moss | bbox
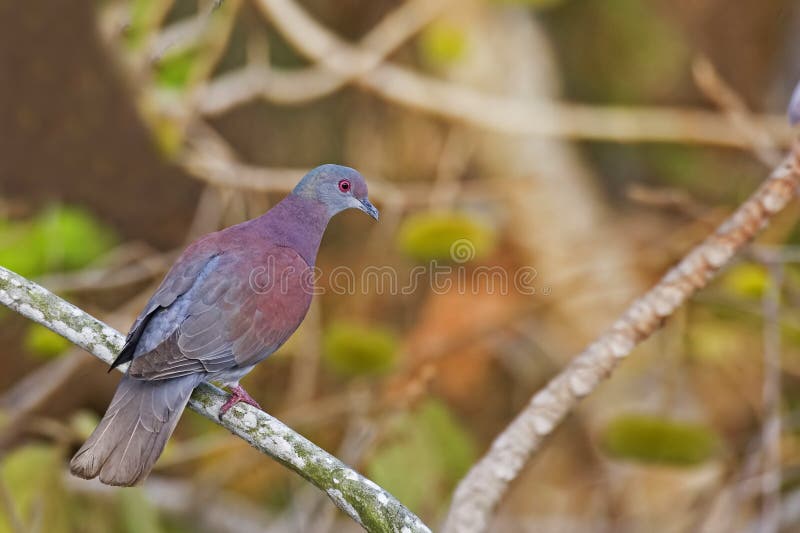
[322,321,398,376]
[189,385,220,411]
[397,211,495,263]
[418,21,468,68]
[602,414,719,466]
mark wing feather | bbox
[109,244,222,370]
[127,246,312,381]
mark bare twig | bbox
[36,248,173,293]
[693,57,783,165]
[0,267,430,533]
[0,350,93,447]
[197,0,795,149]
[441,146,800,533]
[181,120,421,207]
[198,0,453,110]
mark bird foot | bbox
[219,385,262,420]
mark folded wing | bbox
[126,246,312,381]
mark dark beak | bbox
[359,198,379,220]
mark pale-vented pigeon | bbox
[70,164,378,486]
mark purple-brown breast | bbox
[117,194,328,381]
[126,242,314,380]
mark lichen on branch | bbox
[442,145,800,533]
[0,266,430,533]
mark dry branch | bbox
[199,0,452,110]
[441,145,800,533]
[0,267,430,533]
[692,57,783,166]
[197,0,795,149]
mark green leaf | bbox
[418,21,468,68]
[125,0,163,50]
[119,488,163,533]
[149,112,185,157]
[322,321,398,376]
[155,48,200,90]
[601,414,719,466]
[70,410,102,441]
[721,263,771,299]
[35,206,117,271]
[416,401,476,479]
[688,322,748,363]
[24,324,71,359]
[0,223,44,278]
[367,399,476,514]
[366,434,439,512]
[0,206,116,278]
[397,211,495,263]
[0,445,70,533]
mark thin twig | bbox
[693,57,783,166]
[36,249,173,293]
[0,267,431,533]
[196,0,795,149]
[181,120,421,206]
[198,0,453,110]
[441,146,800,533]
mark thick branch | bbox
[0,267,430,533]
[442,146,800,533]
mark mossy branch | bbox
[0,266,430,533]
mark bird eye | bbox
[338,179,351,193]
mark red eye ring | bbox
[338,179,351,193]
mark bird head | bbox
[293,164,379,221]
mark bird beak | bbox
[358,198,379,220]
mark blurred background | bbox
[1,0,800,531]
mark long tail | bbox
[70,374,201,486]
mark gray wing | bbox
[109,243,222,371]
[127,246,311,381]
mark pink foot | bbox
[219,384,262,419]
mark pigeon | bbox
[70,164,379,486]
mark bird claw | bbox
[218,384,262,420]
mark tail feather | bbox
[70,374,201,486]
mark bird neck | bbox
[257,194,330,266]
